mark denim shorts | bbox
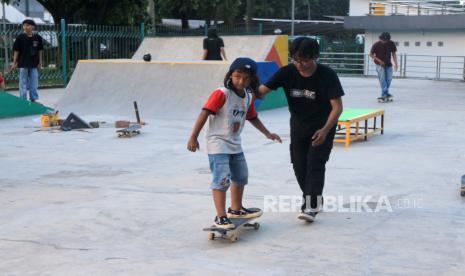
[208,152,248,191]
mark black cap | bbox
[229,57,257,74]
[22,19,36,26]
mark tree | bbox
[1,0,149,25]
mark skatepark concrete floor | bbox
[1,77,465,275]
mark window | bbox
[438,41,444,47]
[404,41,410,47]
[394,41,399,46]
[427,41,432,47]
[415,41,421,46]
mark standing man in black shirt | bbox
[370,32,398,102]
[12,19,43,102]
[259,37,344,222]
[203,28,227,61]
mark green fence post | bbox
[140,22,145,42]
[258,23,262,35]
[60,19,67,86]
[204,24,208,37]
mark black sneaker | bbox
[297,209,318,222]
[227,207,263,219]
[214,216,235,229]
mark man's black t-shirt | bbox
[203,37,224,60]
[13,33,44,68]
[265,63,345,126]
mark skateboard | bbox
[377,96,393,103]
[203,208,262,242]
[116,124,141,137]
[461,175,465,197]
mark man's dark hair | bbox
[290,37,320,59]
[207,28,219,39]
[379,32,391,41]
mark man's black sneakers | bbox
[227,207,263,219]
[297,209,318,222]
[214,216,235,229]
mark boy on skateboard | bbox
[187,57,281,229]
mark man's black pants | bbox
[290,120,336,210]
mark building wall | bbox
[15,0,45,17]
[349,0,370,16]
[365,30,465,79]
[364,30,465,56]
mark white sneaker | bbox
[297,209,317,222]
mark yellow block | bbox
[274,35,289,67]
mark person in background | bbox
[11,19,44,102]
[203,28,227,61]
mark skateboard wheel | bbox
[208,232,215,240]
[229,235,238,242]
[253,222,260,230]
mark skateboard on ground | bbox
[377,96,393,103]
[461,175,465,197]
[203,208,262,242]
[116,124,141,137]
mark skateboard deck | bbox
[461,175,465,197]
[116,124,141,137]
[203,208,262,242]
[377,97,393,103]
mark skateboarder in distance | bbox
[369,32,398,103]
[187,57,281,229]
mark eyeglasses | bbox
[292,58,313,65]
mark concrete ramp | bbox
[133,35,288,67]
[56,60,231,119]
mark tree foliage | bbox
[1,0,149,25]
[1,0,349,27]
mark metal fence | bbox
[368,0,465,16]
[1,20,142,89]
[319,52,465,80]
[3,19,463,89]
[146,22,263,37]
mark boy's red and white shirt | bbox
[203,87,257,154]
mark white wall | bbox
[364,30,465,56]
[349,0,370,16]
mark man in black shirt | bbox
[369,32,398,102]
[203,28,227,61]
[259,37,344,222]
[12,19,43,102]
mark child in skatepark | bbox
[187,57,281,229]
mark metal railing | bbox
[146,22,263,37]
[319,52,465,80]
[1,20,142,89]
[369,0,465,16]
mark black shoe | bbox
[297,209,317,222]
[227,207,263,219]
[214,216,235,229]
